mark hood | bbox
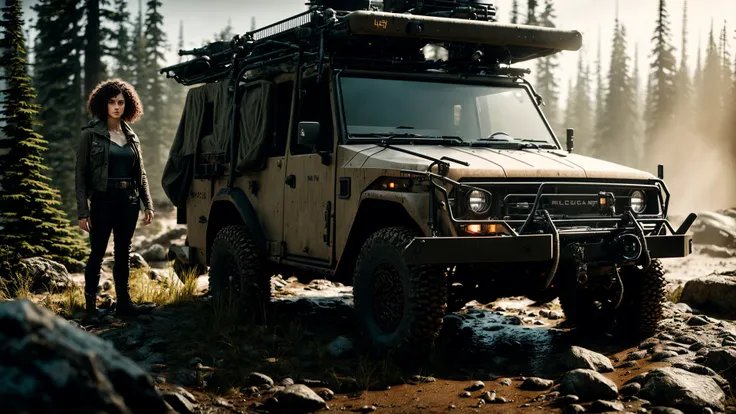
[340,144,654,181]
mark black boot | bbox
[83,293,100,324]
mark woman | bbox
[75,78,156,323]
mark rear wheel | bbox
[209,225,270,318]
[353,227,447,357]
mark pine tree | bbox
[594,29,605,140]
[84,0,103,98]
[31,0,85,217]
[0,0,88,267]
[694,34,703,90]
[132,0,147,92]
[140,0,168,201]
[644,0,677,161]
[719,22,732,110]
[110,0,133,80]
[700,23,722,143]
[674,0,691,112]
[525,0,538,26]
[594,20,637,166]
[510,0,519,24]
[631,43,645,168]
[567,51,594,155]
[535,0,560,135]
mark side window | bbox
[270,80,293,157]
[290,77,334,155]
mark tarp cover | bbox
[236,80,274,172]
[162,81,227,207]
[162,79,275,207]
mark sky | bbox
[16,0,736,104]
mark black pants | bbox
[83,188,140,306]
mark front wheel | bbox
[559,260,666,339]
[352,227,447,356]
[615,260,666,338]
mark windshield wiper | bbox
[471,136,556,150]
[349,132,466,145]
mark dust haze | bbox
[635,91,735,216]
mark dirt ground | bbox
[66,210,736,413]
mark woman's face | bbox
[108,92,125,120]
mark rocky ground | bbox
[4,208,736,413]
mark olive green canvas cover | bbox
[236,80,274,172]
[162,79,274,208]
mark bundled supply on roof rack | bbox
[158,0,581,86]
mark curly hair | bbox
[85,78,144,123]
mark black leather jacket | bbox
[75,119,154,220]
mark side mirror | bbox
[566,128,574,153]
[297,121,320,147]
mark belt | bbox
[107,180,135,189]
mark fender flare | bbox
[208,187,267,255]
[358,190,431,235]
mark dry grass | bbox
[0,270,34,301]
[127,262,199,306]
[666,284,685,304]
[40,284,86,318]
[2,260,200,319]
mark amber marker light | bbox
[466,224,482,234]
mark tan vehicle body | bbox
[162,4,695,355]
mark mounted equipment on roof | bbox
[159,0,581,86]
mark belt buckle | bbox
[120,181,129,189]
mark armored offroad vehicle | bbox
[160,0,696,354]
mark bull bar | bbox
[398,169,696,288]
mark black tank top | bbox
[108,141,135,180]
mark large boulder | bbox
[0,299,173,413]
[559,346,614,373]
[18,257,73,292]
[138,228,187,251]
[690,211,736,248]
[559,369,618,401]
[638,367,725,413]
[141,244,168,262]
[680,274,736,317]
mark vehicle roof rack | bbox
[158,1,581,86]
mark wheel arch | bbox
[206,188,267,265]
[334,195,426,283]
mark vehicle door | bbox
[282,72,337,263]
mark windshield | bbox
[339,76,558,147]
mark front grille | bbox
[451,180,661,224]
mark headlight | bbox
[467,190,490,213]
[630,190,646,213]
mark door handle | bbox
[285,174,296,188]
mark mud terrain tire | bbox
[615,259,666,338]
[353,227,447,356]
[209,225,270,317]
[559,260,666,338]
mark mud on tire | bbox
[353,227,447,356]
[615,259,666,338]
[209,225,270,317]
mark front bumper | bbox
[402,233,693,265]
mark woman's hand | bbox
[79,217,91,232]
[144,209,154,225]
